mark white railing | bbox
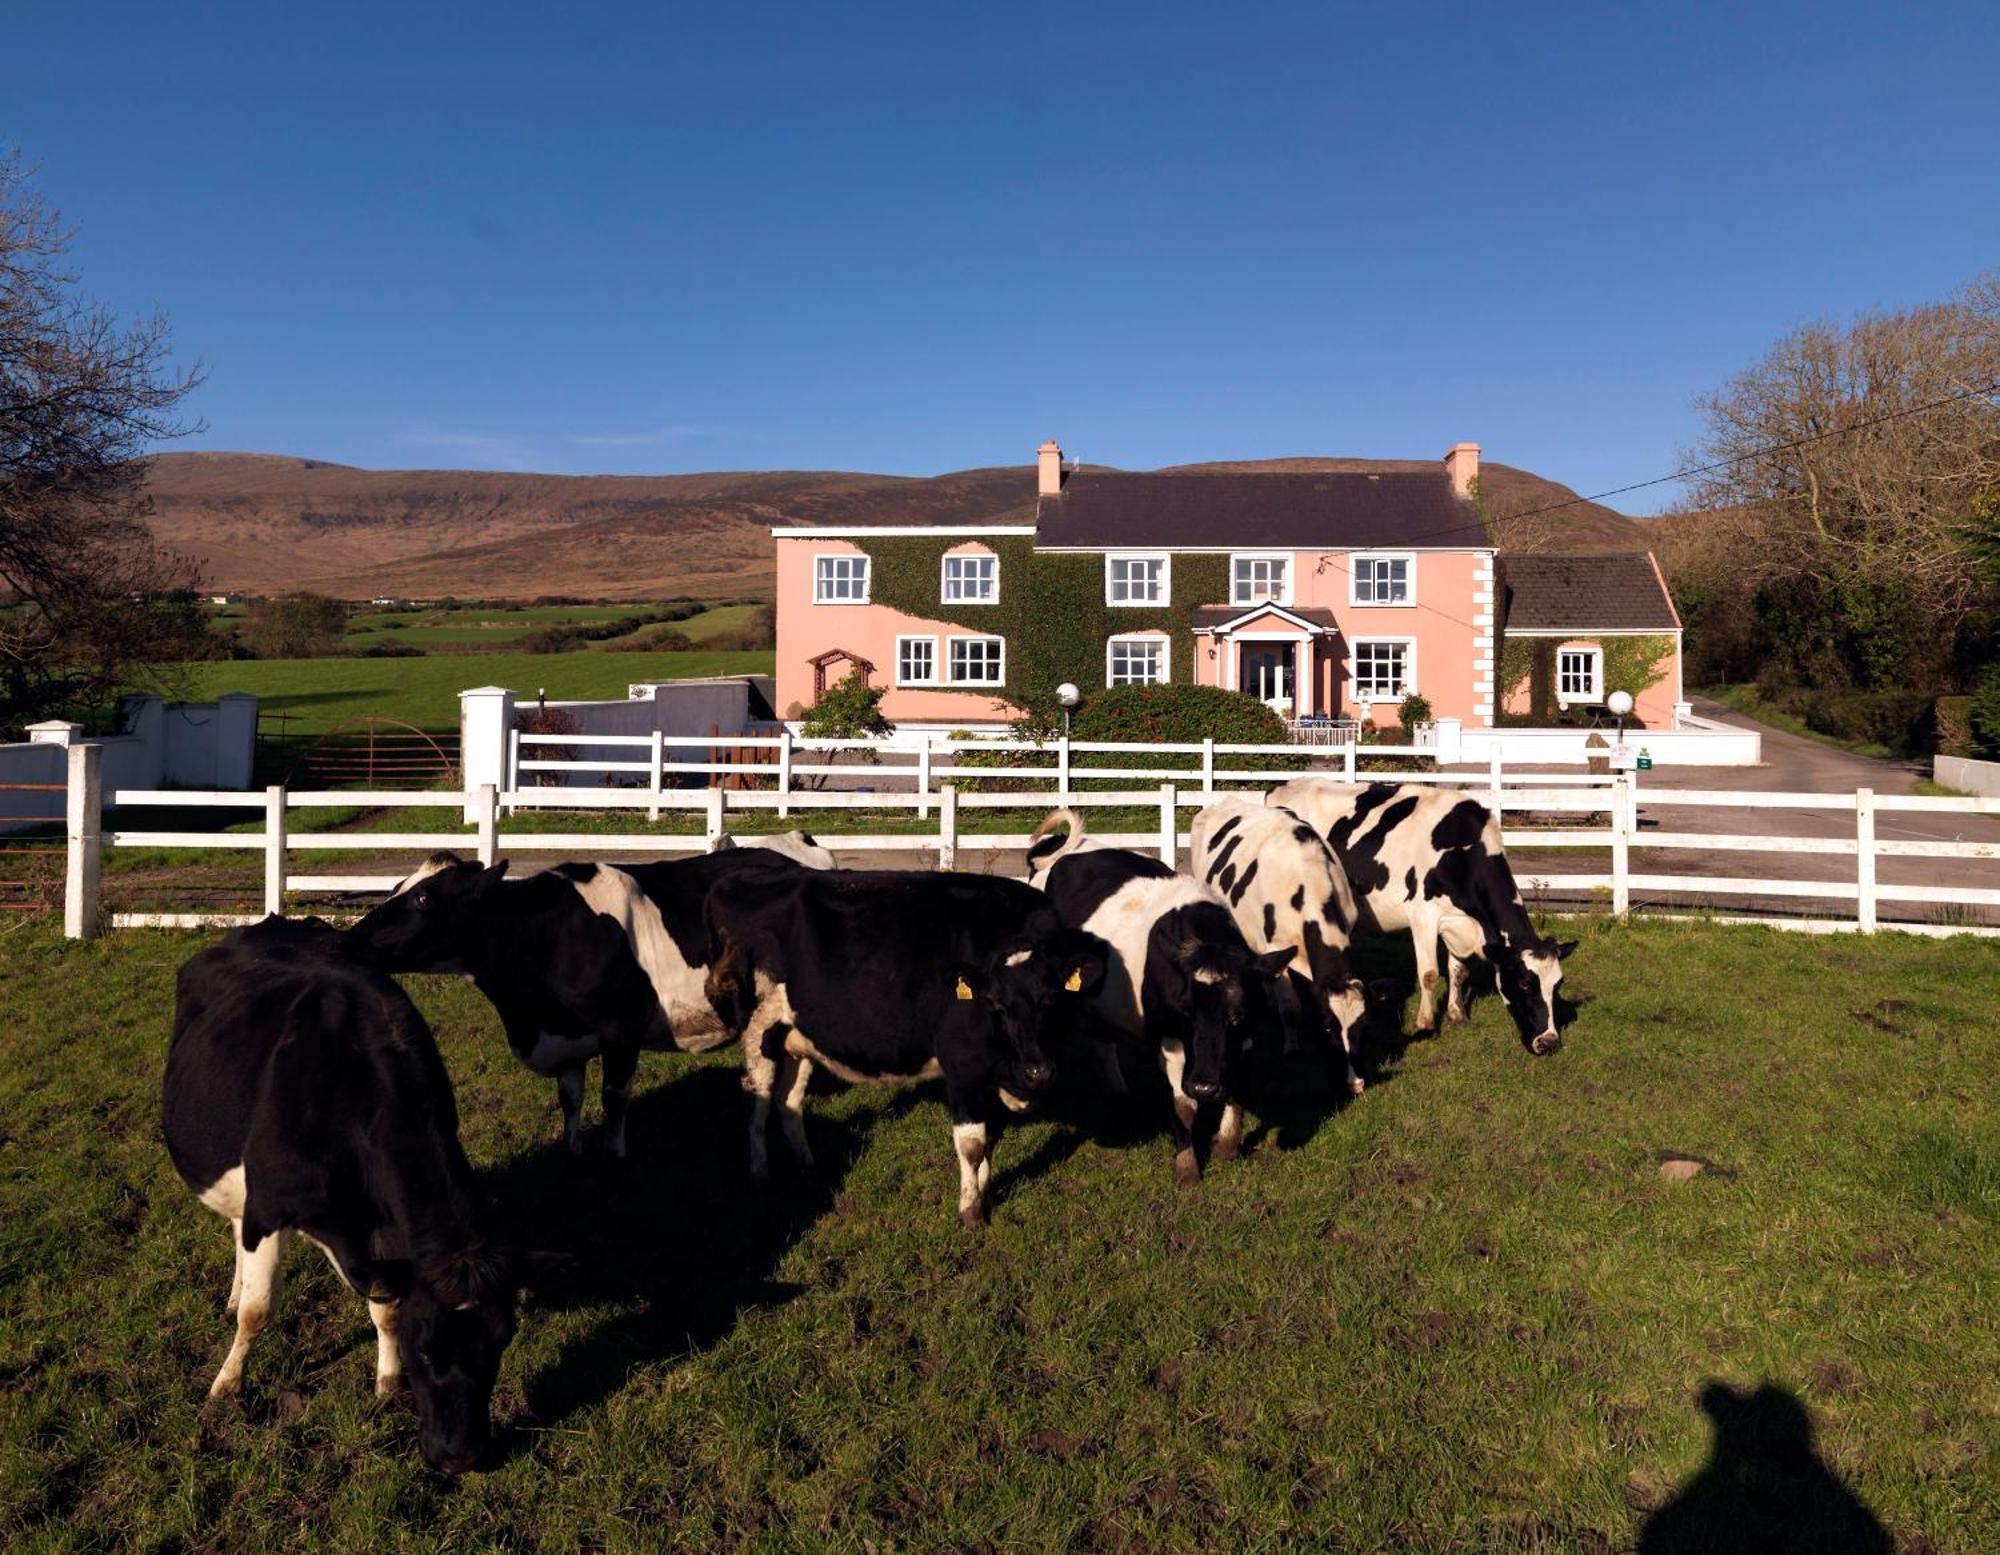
[504,728,1615,821]
[50,743,2000,939]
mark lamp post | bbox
[1056,681,1081,739]
[1606,689,1634,764]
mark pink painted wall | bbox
[774,538,1019,723]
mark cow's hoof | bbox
[1172,1150,1202,1188]
[208,1376,242,1402]
[375,1374,405,1399]
[1211,1135,1240,1164]
[958,1201,988,1228]
[1348,1076,1367,1097]
[1446,1008,1469,1027]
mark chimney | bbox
[1443,441,1480,499]
[1037,439,1064,496]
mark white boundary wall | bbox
[1936,754,2000,798]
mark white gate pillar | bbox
[459,686,516,821]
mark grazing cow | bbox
[1026,810,1295,1185]
[702,869,1106,1225]
[1267,780,1577,1053]
[1187,797,1369,1096]
[164,916,524,1474]
[348,843,827,1157]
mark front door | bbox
[1240,642,1295,712]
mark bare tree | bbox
[1,153,209,734]
[1669,275,2000,687]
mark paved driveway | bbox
[1508,697,2000,924]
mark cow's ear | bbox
[1252,947,1299,979]
[947,962,984,1002]
[366,1260,415,1303]
[1060,948,1105,998]
[478,860,510,892]
[1554,939,1579,961]
[507,1248,573,1293]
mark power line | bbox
[1476,377,2000,542]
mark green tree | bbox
[242,592,347,658]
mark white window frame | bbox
[1557,645,1603,705]
[1349,551,1416,608]
[1349,636,1416,703]
[896,634,939,687]
[946,634,1006,687]
[812,553,871,605]
[940,551,999,605]
[1105,633,1171,687]
[1104,552,1171,607]
[1230,551,1293,607]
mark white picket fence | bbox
[47,741,2000,939]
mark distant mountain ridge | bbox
[142,450,1653,600]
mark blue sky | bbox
[8,1,1996,509]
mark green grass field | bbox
[175,648,775,733]
[339,603,764,649]
[2,917,1994,1552]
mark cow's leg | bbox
[1212,1100,1245,1162]
[368,1298,403,1396]
[600,1044,639,1161]
[225,1220,245,1316]
[555,1064,588,1157]
[1410,916,1443,1033]
[1446,953,1472,1025]
[776,1052,816,1169]
[742,1032,779,1183]
[1158,1039,1202,1187]
[951,1119,990,1226]
[210,1226,289,1399]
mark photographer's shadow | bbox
[1638,1381,1892,1555]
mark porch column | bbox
[1294,638,1312,717]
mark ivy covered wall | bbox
[855,535,1229,727]
[1496,632,1675,722]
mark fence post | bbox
[1058,735,1071,799]
[777,727,793,820]
[1855,787,1876,933]
[1489,748,1504,812]
[263,784,287,918]
[705,786,726,851]
[505,726,521,817]
[1202,737,1216,795]
[460,685,515,823]
[916,736,932,820]
[648,730,665,822]
[63,742,102,941]
[1610,774,1630,920]
[937,783,958,871]
[476,783,499,866]
[1158,782,1178,866]
[1342,735,1357,783]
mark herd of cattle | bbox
[162,779,1577,1472]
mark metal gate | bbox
[257,716,461,789]
[0,781,65,914]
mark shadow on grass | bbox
[1638,1382,1892,1554]
[476,1065,914,1450]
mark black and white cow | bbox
[1267,780,1577,1053]
[1187,797,1369,1096]
[164,916,527,1474]
[702,869,1106,1225]
[348,842,828,1158]
[1026,810,1295,1185]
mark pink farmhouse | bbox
[773,441,1682,731]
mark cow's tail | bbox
[1026,808,1086,883]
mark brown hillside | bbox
[143,451,1650,600]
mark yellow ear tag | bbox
[955,976,975,1001]
[1064,968,1084,992]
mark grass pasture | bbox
[2,918,1995,1552]
[175,648,775,733]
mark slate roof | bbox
[1498,553,1679,632]
[1035,470,1487,550]
[1187,604,1340,631]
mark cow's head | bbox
[1154,906,1295,1103]
[371,1248,527,1475]
[952,925,1106,1107]
[348,853,509,971]
[1300,920,1370,1063]
[1496,936,1577,1055]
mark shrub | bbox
[359,640,424,658]
[799,670,891,740]
[608,626,695,653]
[1068,684,1305,785]
[1396,691,1434,742]
[517,625,586,654]
[1969,668,2000,761]
[243,592,347,658]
